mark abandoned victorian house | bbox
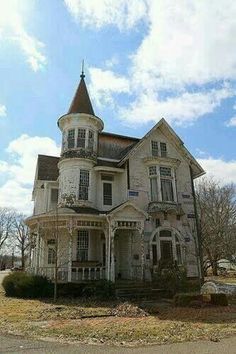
[26,71,205,284]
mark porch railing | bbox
[36,266,106,282]
[72,266,106,281]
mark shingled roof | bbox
[68,74,95,115]
[37,155,59,181]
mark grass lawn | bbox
[205,276,236,284]
[0,286,236,346]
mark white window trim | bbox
[78,169,90,201]
[148,165,177,203]
[151,229,184,264]
[150,141,168,157]
[102,180,113,207]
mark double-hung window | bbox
[47,239,56,265]
[88,130,94,151]
[77,128,86,148]
[79,170,89,200]
[160,167,174,202]
[103,183,112,205]
[149,166,158,201]
[160,142,167,157]
[151,141,159,156]
[151,141,168,157]
[68,129,75,148]
[77,230,89,261]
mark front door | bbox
[114,231,130,279]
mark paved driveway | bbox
[0,334,236,354]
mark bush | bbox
[57,280,115,299]
[57,282,87,297]
[173,293,202,307]
[153,262,188,296]
[173,292,229,307]
[2,272,53,298]
[94,280,115,300]
[210,293,228,306]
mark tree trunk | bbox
[21,247,25,270]
[212,260,218,276]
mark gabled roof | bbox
[68,74,95,115]
[37,155,59,181]
[118,118,205,179]
[107,200,148,218]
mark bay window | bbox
[149,165,175,202]
[88,130,94,150]
[77,128,86,148]
[68,129,75,148]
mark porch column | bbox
[110,229,115,282]
[35,223,40,275]
[104,228,109,280]
[139,227,145,282]
[67,219,73,282]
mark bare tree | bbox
[0,208,15,253]
[11,213,30,269]
[196,178,236,276]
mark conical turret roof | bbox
[68,73,95,115]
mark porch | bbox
[27,202,148,283]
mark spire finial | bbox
[80,59,85,79]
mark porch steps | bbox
[115,286,165,299]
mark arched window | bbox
[151,229,183,266]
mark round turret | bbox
[57,73,103,209]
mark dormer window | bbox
[77,128,86,148]
[68,129,75,148]
[151,141,159,156]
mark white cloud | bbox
[198,157,236,185]
[0,104,6,117]
[0,0,46,71]
[66,0,236,126]
[226,116,236,127]
[89,67,130,107]
[0,134,60,214]
[120,85,234,126]
[64,0,149,30]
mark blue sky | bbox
[0,0,236,213]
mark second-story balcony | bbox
[148,201,184,215]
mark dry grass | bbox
[0,286,236,346]
[205,276,236,284]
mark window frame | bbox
[148,165,176,202]
[77,128,86,148]
[78,169,90,201]
[151,229,183,265]
[103,181,112,206]
[67,129,75,149]
[150,141,168,157]
[77,230,89,262]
